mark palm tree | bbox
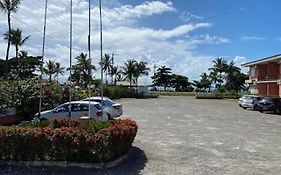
[109,65,122,85]
[43,60,56,81]
[224,61,244,92]
[133,61,150,87]
[193,73,211,92]
[100,53,112,85]
[4,28,29,59]
[199,72,212,91]
[122,59,137,88]
[54,62,64,82]
[0,0,21,61]
[208,58,227,89]
[152,66,172,91]
[70,52,96,88]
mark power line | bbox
[11,14,70,47]
[29,0,44,9]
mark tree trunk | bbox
[49,74,52,82]
[105,71,108,85]
[16,45,19,59]
[16,45,20,77]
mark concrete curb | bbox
[0,151,129,169]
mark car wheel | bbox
[242,107,247,110]
[259,110,263,113]
[253,105,257,110]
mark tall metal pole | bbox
[88,0,91,118]
[99,0,104,115]
[69,0,73,118]
[38,0,48,119]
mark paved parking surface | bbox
[2,96,281,175]
[122,96,281,175]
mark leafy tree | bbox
[133,61,150,87]
[10,51,42,79]
[208,57,227,89]
[171,74,193,92]
[100,53,112,85]
[4,28,29,59]
[43,60,56,82]
[0,51,42,80]
[70,52,96,88]
[122,59,137,88]
[0,0,21,61]
[151,66,172,91]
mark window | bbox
[250,67,255,77]
[80,104,89,111]
[54,104,69,113]
[71,103,89,111]
[94,104,102,110]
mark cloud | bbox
[190,34,230,45]
[241,36,266,41]
[0,0,229,83]
[180,11,204,22]
[232,56,248,73]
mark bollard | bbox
[80,116,90,129]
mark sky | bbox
[1,0,281,84]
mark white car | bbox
[238,95,264,110]
[36,101,108,121]
[83,97,123,119]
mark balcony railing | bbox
[258,74,280,81]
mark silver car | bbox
[36,101,108,121]
[238,95,264,110]
[83,97,123,119]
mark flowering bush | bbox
[0,119,137,163]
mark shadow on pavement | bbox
[0,147,147,175]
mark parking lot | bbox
[121,96,281,175]
[2,96,281,175]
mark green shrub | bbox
[90,120,111,132]
[102,86,137,99]
[195,93,223,99]
[0,119,137,163]
[19,120,51,128]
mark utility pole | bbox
[38,0,48,119]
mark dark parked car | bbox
[256,97,281,114]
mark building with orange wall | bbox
[242,54,281,97]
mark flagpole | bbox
[38,0,48,119]
[69,0,73,118]
[99,0,104,115]
[88,0,91,118]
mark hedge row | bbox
[0,119,138,163]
